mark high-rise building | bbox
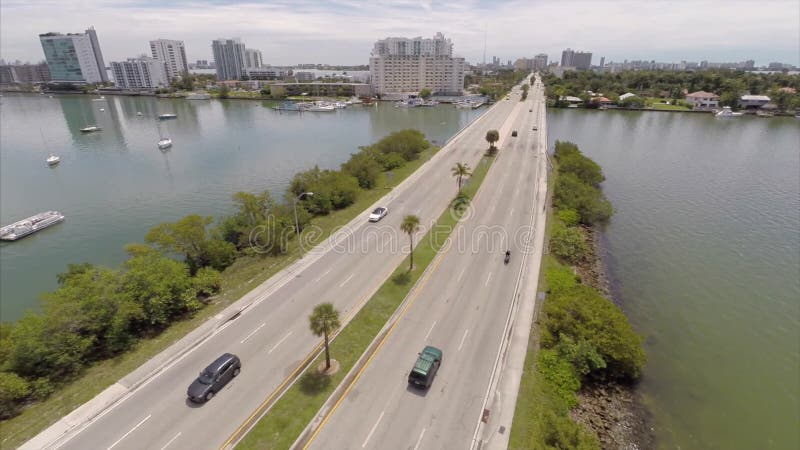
[212,38,246,80]
[369,32,465,96]
[244,48,263,70]
[561,48,592,70]
[110,57,169,89]
[39,27,108,83]
[150,39,188,81]
[533,53,548,71]
[560,48,575,67]
[0,62,51,84]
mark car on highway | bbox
[511,130,518,137]
[187,353,241,403]
[532,126,538,131]
[408,346,442,389]
[369,206,388,222]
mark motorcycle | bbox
[504,250,511,265]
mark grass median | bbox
[237,154,495,450]
[0,149,439,449]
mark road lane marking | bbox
[457,267,466,282]
[339,273,355,288]
[159,432,181,450]
[458,329,470,352]
[485,271,493,286]
[497,184,504,195]
[240,322,266,344]
[268,331,293,354]
[424,320,437,341]
[314,268,332,283]
[107,414,151,450]
[509,208,514,217]
[413,428,427,450]
[362,411,385,448]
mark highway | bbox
[303,77,547,450]
[32,79,538,450]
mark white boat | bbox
[158,138,173,150]
[186,92,211,100]
[715,106,743,118]
[137,112,143,116]
[46,154,60,166]
[80,125,101,133]
[158,113,177,120]
[99,108,105,112]
[1,211,65,241]
[347,96,363,104]
[92,96,106,102]
[307,102,335,112]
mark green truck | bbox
[408,346,443,389]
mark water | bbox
[547,109,800,449]
[0,94,483,320]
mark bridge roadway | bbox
[38,81,535,450]
[303,78,547,450]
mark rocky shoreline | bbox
[571,226,655,449]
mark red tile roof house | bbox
[685,91,719,110]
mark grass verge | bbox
[0,149,439,449]
[237,155,495,449]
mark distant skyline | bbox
[1,0,798,67]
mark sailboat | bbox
[156,121,172,150]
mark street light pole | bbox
[293,192,314,257]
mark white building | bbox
[110,57,169,89]
[150,39,188,81]
[369,32,465,97]
[39,27,109,84]
[685,91,719,109]
[212,38,246,80]
[244,48,263,70]
[739,94,770,109]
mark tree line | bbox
[543,69,800,111]
[522,141,645,448]
[0,129,431,420]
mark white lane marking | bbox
[488,204,496,215]
[339,273,355,288]
[457,267,466,282]
[314,268,332,283]
[159,432,181,450]
[413,428,427,450]
[498,184,504,195]
[268,331,293,354]
[240,322,266,344]
[509,208,514,217]
[362,411,385,448]
[424,321,438,341]
[107,414,151,450]
[458,329,470,352]
[485,271,493,286]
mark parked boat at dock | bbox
[158,113,177,120]
[715,106,743,118]
[1,211,65,241]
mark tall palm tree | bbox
[308,302,341,370]
[451,162,472,191]
[400,215,421,271]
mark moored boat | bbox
[158,113,177,120]
[715,106,743,118]
[1,211,65,241]
[80,125,101,133]
[158,138,173,150]
[46,154,60,166]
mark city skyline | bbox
[1,0,798,67]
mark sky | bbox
[1,0,798,67]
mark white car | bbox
[369,207,388,222]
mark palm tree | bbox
[308,302,341,370]
[400,215,421,271]
[485,130,499,149]
[451,162,472,191]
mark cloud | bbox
[1,0,797,66]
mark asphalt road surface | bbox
[45,81,537,450]
[304,78,547,450]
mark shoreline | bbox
[571,225,656,449]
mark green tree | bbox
[308,303,341,370]
[218,84,230,99]
[7,313,93,379]
[485,129,500,149]
[342,150,382,189]
[451,162,472,191]
[419,88,432,99]
[0,372,31,419]
[145,215,236,271]
[370,129,430,161]
[550,224,588,263]
[401,215,421,270]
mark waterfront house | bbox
[739,94,771,109]
[559,95,582,105]
[619,92,636,101]
[685,91,719,110]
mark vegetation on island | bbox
[0,130,431,425]
[465,68,528,101]
[509,141,645,449]
[543,69,800,111]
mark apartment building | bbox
[561,48,592,70]
[150,39,188,81]
[212,38,246,80]
[110,57,169,89]
[39,27,109,83]
[0,62,51,84]
[369,32,465,96]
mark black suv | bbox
[187,353,241,403]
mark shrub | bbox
[375,152,406,170]
[537,349,580,407]
[193,267,223,299]
[550,224,588,263]
[342,150,382,189]
[545,265,580,294]
[556,208,580,227]
[371,129,429,161]
[554,173,612,224]
[0,372,31,419]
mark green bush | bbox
[193,267,223,299]
[554,173,612,225]
[342,150,382,189]
[0,372,31,419]
[537,349,580,407]
[545,265,579,294]
[556,209,580,227]
[375,152,406,171]
[370,129,429,161]
[539,409,600,450]
[550,224,588,263]
[289,166,360,215]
